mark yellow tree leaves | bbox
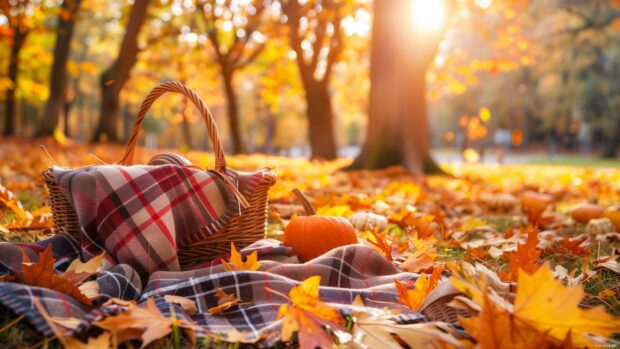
[458,263,620,347]
[277,276,344,349]
[395,267,444,311]
[18,245,92,305]
[222,242,260,272]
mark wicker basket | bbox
[419,280,471,324]
[43,81,277,269]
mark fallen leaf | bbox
[277,276,344,349]
[222,242,260,271]
[512,263,620,346]
[546,236,591,258]
[18,245,91,305]
[164,295,197,315]
[362,228,393,261]
[208,288,242,314]
[62,252,106,285]
[499,225,541,281]
[95,297,200,348]
[350,312,464,349]
[460,291,551,349]
[594,254,620,274]
[395,266,444,311]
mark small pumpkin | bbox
[348,211,388,231]
[283,189,358,262]
[603,206,620,232]
[570,202,604,224]
[520,191,553,212]
[585,218,615,235]
[486,193,518,213]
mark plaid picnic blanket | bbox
[0,236,426,345]
[52,165,265,276]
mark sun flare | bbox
[411,0,447,31]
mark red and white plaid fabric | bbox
[53,165,265,276]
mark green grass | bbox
[526,155,620,168]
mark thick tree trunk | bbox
[4,30,27,136]
[93,0,150,142]
[221,67,244,153]
[350,0,445,174]
[305,81,337,159]
[36,0,82,137]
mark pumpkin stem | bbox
[292,188,317,216]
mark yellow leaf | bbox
[62,252,106,285]
[277,276,344,349]
[222,242,260,271]
[513,263,620,346]
[395,267,444,311]
[460,292,550,349]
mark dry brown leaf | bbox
[18,245,91,305]
[208,288,242,315]
[164,295,197,315]
[62,252,106,285]
[350,312,464,349]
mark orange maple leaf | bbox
[499,225,541,282]
[18,245,91,305]
[395,266,444,311]
[277,276,344,349]
[545,236,591,258]
[362,228,393,261]
[222,242,260,271]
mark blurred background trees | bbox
[1,0,619,172]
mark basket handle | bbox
[118,81,227,171]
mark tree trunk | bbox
[93,0,150,142]
[36,0,82,137]
[4,30,27,136]
[350,0,446,174]
[221,67,244,153]
[305,81,337,159]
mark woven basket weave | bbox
[43,81,276,269]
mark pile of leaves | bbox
[0,138,619,348]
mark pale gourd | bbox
[486,193,518,212]
[585,218,615,235]
[348,211,389,231]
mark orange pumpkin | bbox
[520,191,553,211]
[283,189,358,262]
[603,206,620,232]
[570,202,604,224]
